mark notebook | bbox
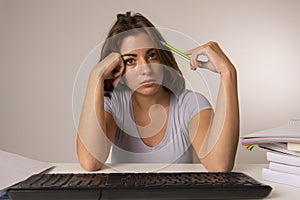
[241,119,300,150]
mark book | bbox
[241,119,300,150]
[258,143,300,157]
[262,168,300,188]
[266,151,300,167]
[288,143,300,152]
[269,162,300,176]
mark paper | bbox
[266,151,300,167]
[262,168,300,188]
[241,120,300,150]
[0,150,53,192]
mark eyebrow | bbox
[121,48,155,58]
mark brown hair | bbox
[101,11,185,96]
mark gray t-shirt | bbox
[104,89,211,164]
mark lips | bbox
[140,79,155,86]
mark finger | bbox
[199,57,218,73]
[104,53,122,72]
[197,55,209,63]
[184,46,199,55]
[190,52,200,70]
[105,54,124,79]
[114,62,125,78]
[185,47,207,69]
[113,66,122,77]
[112,76,122,88]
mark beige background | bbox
[1,0,300,164]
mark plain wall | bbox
[1,0,300,164]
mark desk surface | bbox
[49,163,299,200]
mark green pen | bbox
[160,41,191,60]
[161,41,208,63]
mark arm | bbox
[76,52,124,171]
[187,42,240,172]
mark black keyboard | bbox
[7,172,272,200]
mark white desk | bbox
[49,163,299,200]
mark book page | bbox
[0,150,53,192]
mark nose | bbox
[137,57,151,75]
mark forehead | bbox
[120,32,155,54]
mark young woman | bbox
[77,12,239,172]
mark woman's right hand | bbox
[91,52,125,87]
[185,41,236,77]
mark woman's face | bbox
[120,32,164,96]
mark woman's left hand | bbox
[185,41,235,76]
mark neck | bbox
[132,88,170,111]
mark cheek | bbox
[154,67,164,83]
[123,68,139,87]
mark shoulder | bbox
[104,88,131,113]
[174,89,212,119]
[105,88,131,103]
[177,89,211,107]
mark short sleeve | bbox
[104,95,113,114]
[178,90,212,126]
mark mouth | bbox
[140,79,156,87]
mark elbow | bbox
[206,166,233,172]
[206,163,234,172]
[77,149,104,171]
[203,157,235,172]
[79,158,104,172]
[76,134,106,171]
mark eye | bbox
[148,51,157,61]
[124,58,136,66]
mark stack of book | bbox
[262,145,300,187]
[241,119,300,187]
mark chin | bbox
[134,84,162,96]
